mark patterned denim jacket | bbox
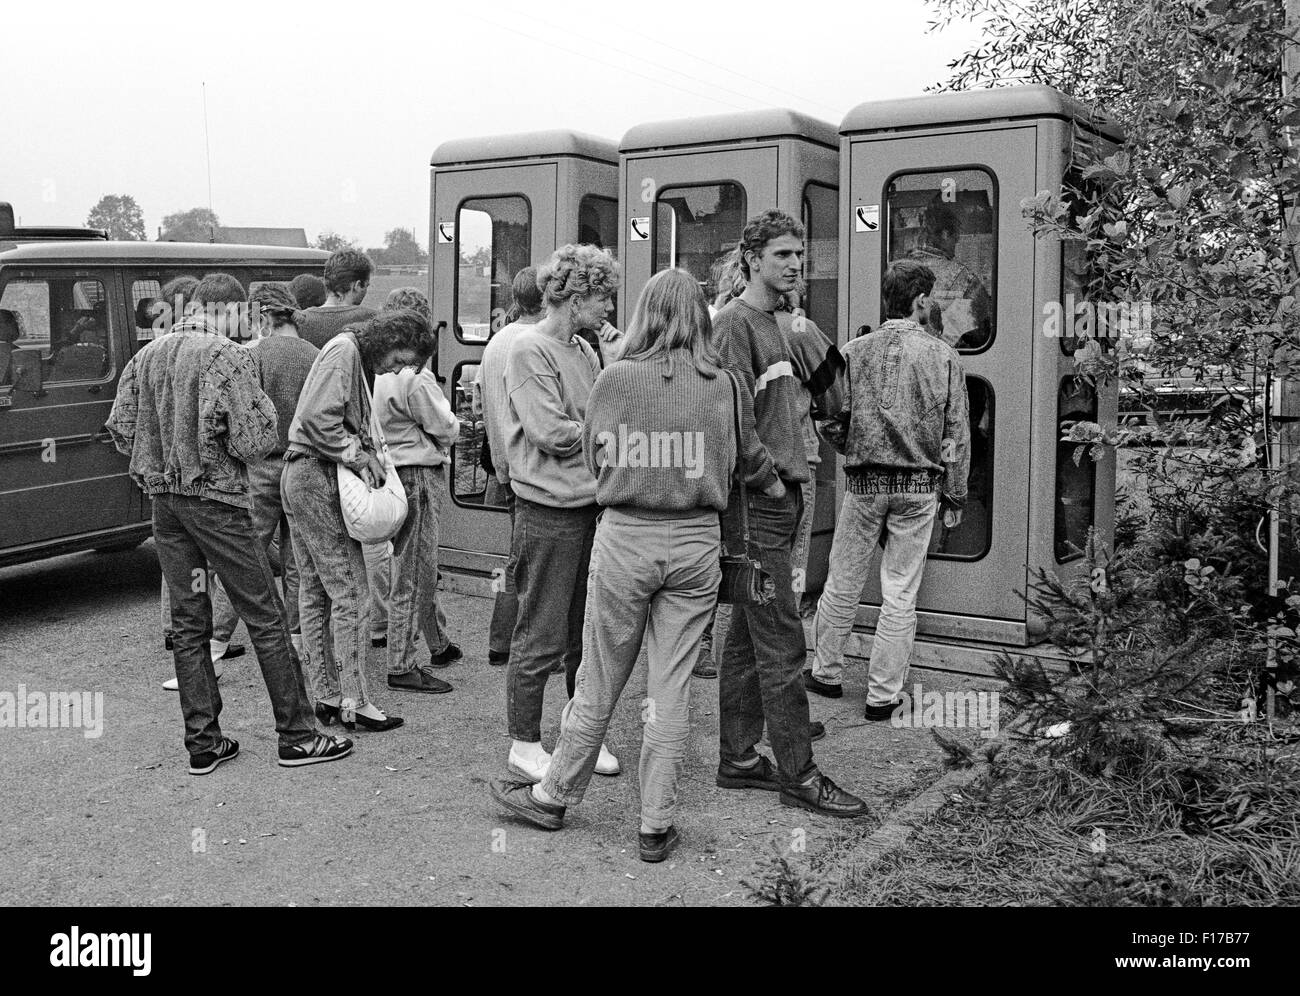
[107,318,279,509]
[820,319,970,509]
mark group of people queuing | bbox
[105,204,969,866]
[485,209,969,863]
[107,249,461,775]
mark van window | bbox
[131,279,165,351]
[654,182,747,305]
[456,196,531,343]
[0,276,115,383]
[886,168,996,352]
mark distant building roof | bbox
[212,227,309,248]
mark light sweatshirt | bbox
[503,326,600,508]
[373,366,458,468]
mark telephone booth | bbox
[619,109,841,591]
[430,130,619,578]
[838,84,1122,647]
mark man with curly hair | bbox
[498,245,621,783]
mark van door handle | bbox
[87,384,102,394]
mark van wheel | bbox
[94,539,143,554]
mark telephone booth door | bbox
[845,125,1037,643]
[430,133,617,579]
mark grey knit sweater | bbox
[582,349,778,514]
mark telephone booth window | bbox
[456,196,531,343]
[653,182,746,305]
[1056,378,1098,561]
[801,182,839,336]
[885,168,996,352]
[579,195,618,251]
[928,376,994,561]
[449,359,507,510]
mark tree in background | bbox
[367,227,427,266]
[159,207,221,242]
[313,230,360,253]
[87,195,145,241]
[928,0,1300,714]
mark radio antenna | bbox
[202,82,215,239]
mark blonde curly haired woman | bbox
[497,244,622,783]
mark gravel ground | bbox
[0,542,1001,906]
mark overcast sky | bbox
[1,0,987,249]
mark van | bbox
[0,237,328,568]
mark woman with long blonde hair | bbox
[491,268,781,862]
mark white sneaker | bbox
[595,742,621,777]
[163,662,225,691]
[507,743,552,783]
[560,698,621,777]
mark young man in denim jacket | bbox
[807,260,970,718]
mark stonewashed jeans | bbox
[363,540,390,642]
[487,487,519,660]
[789,476,817,608]
[718,487,819,788]
[542,508,720,831]
[152,493,316,755]
[811,491,939,705]
[505,497,598,743]
[282,454,374,709]
[248,456,299,635]
[387,464,452,675]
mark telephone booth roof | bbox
[840,84,1124,142]
[620,108,839,154]
[430,130,618,167]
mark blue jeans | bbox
[542,508,720,830]
[152,493,316,755]
[387,464,451,674]
[812,491,938,705]
[505,497,598,742]
[282,455,373,709]
[718,487,818,788]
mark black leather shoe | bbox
[864,700,903,721]
[219,643,245,660]
[488,650,509,667]
[429,643,463,669]
[639,825,681,863]
[716,755,781,791]
[809,721,826,742]
[780,773,871,818]
[344,711,403,732]
[388,668,453,694]
[803,669,843,699]
[490,779,565,830]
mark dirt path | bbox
[0,544,998,906]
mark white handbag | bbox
[336,380,407,544]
